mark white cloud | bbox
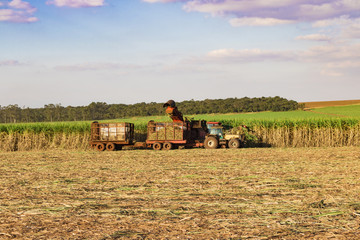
[145,0,360,27]
[207,48,296,62]
[0,9,37,23]
[55,62,144,71]
[313,15,360,39]
[326,61,360,69]
[142,0,179,2]
[296,34,331,41]
[320,69,343,77]
[313,15,356,28]
[0,0,38,23]
[299,0,360,20]
[183,0,299,16]
[300,44,360,62]
[8,0,36,13]
[204,42,360,77]
[230,17,294,27]
[47,0,105,8]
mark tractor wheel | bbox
[153,142,162,150]
[106,143,116,151]
[204,136,219,149]
[228,138,240,149]
[96,143,106,151]
[163,142,173,150]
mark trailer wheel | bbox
[96,143,106,151]
[204,136,218,149]
[163,142,173,150]
[153,142,162,150]
[106,143,116,151]
[228,138,240,149]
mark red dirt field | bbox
[301,99,360,109]
[1,148,360,239]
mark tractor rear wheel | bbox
[228,138,240,149]
[106,143,116,151]
[163,142,173,150]
[153,142,162,150]
[204,136,219,149]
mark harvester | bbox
[149,100,243,149]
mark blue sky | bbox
[1,0,360,107]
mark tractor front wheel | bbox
[204,136,219,149]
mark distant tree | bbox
[44,104,56,122]
[4,105,21,123]
[87,102,108,120]
[0,97,301,123]
[22,107,32,122]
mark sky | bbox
[0,0,360,107]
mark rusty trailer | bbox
[146,121,204,150]
[90,122,135,151]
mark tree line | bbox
[0,97,302,123]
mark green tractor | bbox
[204,122,242,149]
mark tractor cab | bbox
[207,122,224,139]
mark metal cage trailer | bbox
[90,122,135,151]
[146,121,202,150]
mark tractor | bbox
[162,100,243,149]
[204,122,242,149]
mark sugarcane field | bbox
[2,1,360,238]
[1,99,360,239]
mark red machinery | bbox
[159,100,243,149]
[163,100,184,122]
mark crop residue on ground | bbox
[1,148,360,239]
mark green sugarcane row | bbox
[1,119,359,134]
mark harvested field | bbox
[301,100,360,109]
[1,148,360,239]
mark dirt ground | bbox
[1,147,360,239]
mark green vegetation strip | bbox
[1,105,360,135]
[0,118,359,135]
[0,122,91,134]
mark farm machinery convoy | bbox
[90,100,245,151]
